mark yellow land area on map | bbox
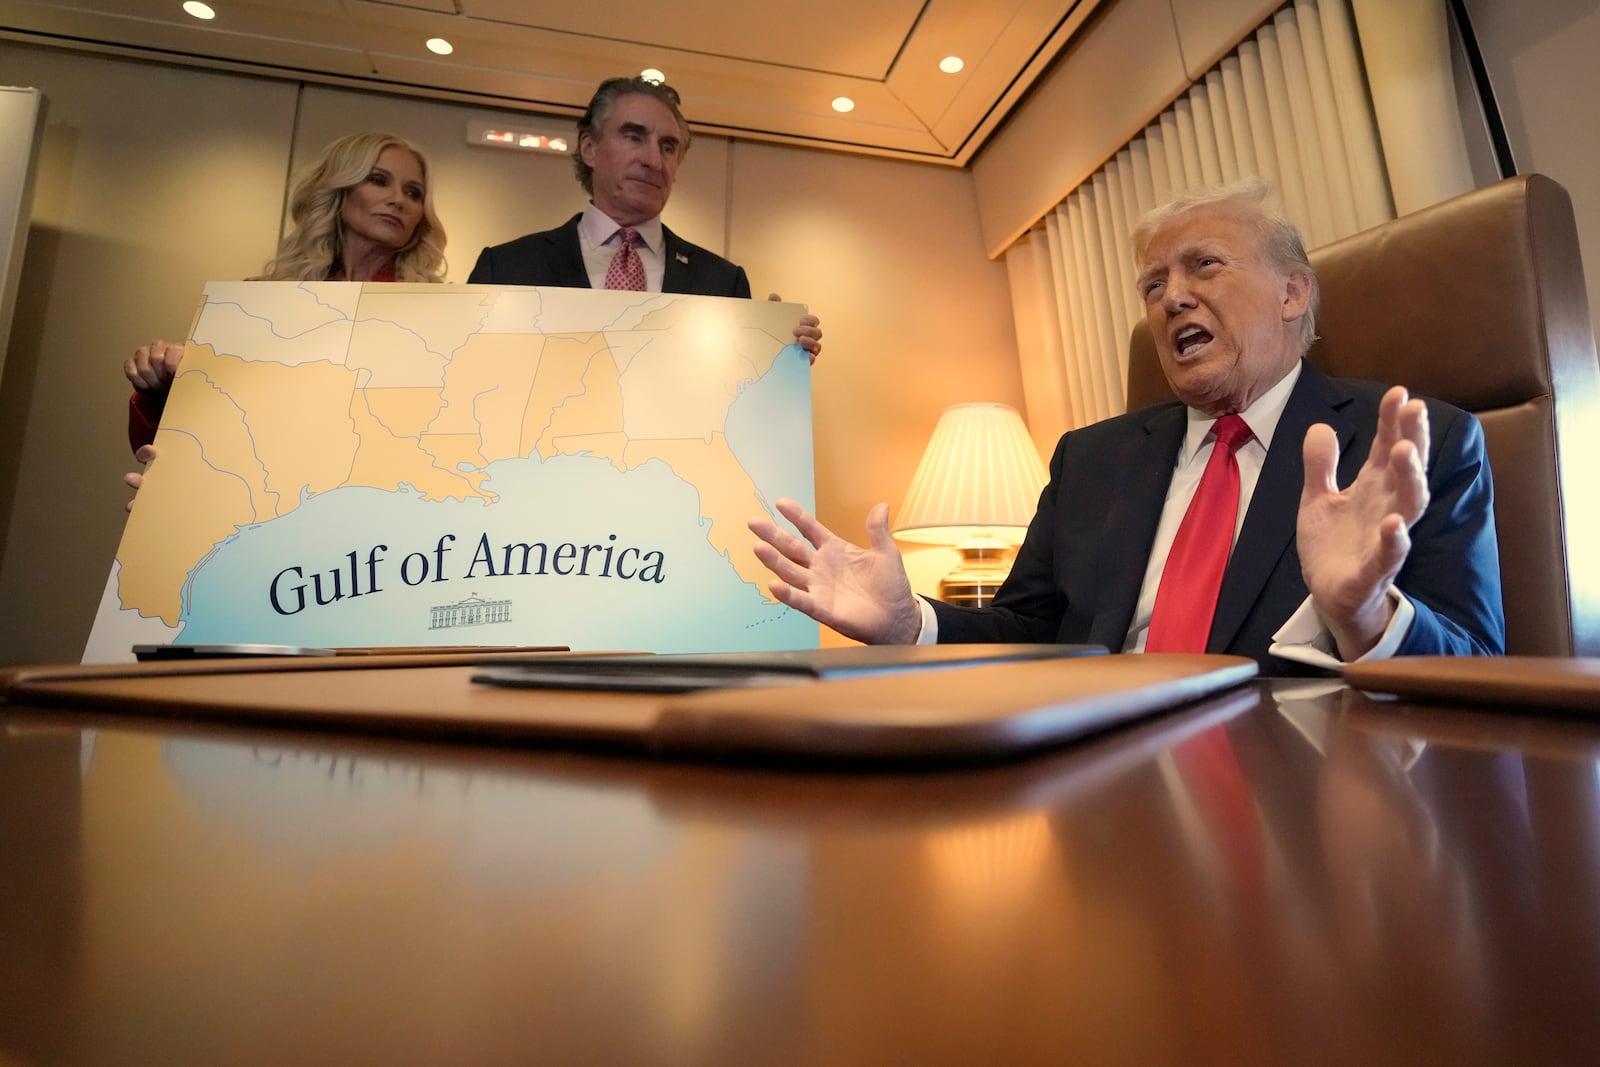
[119,284,798,626]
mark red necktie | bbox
[603,227,647,291]
[1145,414,1253,653]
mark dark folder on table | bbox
[471,643,1106,693]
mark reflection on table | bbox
[2,680,1598,1066]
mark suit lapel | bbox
[660,226,695,293]
[546,214,593,288]
[1210,364,1357,649]
[1089,405,1187,649]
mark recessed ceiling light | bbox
[831,97,855,113]
[426,37,453,55]
[939,56,964,74]
[182,1,215,19]
[640,68,666,84]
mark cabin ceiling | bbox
[0,0,1111,165]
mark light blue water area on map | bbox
[725,345,815,519]
[179,453,819,651]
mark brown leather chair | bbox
[1127,174,1600,657]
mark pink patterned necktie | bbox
[1145,414,1254,653]
[603,227,646,291]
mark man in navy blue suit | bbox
[468,76,821,359]
[748,181,1504,673]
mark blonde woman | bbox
[124,132,447,457]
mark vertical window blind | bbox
[1006,0,1394,442]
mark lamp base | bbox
[937,545,1014,609]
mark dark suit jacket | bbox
[466,213,752,297]
[931,362,1505,675]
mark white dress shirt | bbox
[577,203,666,292]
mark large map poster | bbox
[83,282,819,662]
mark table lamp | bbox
[891,403,1048,607]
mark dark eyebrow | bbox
[618,121,649,136]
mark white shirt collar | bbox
[1176,359,1303,466]
[578,202,664,254]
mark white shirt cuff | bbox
[915,595,939,645]
[1267,586,1414,670]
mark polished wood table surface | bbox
[3,678,1598,1066]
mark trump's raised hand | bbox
[748,498,921,644]
[1297,385,1430,659]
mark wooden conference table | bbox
[2,663,1598,1066]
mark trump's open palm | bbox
[1297,386,1430,658]
[748,498,922,645]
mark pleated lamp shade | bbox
[892,403,1048,547]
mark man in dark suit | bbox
[468,76,821,357]
[746,181,1504,673]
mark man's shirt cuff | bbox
[915,595,939,645]
[1268,586,1414,670]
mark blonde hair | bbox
[259,132,447,283]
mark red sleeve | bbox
[128,388,168,455]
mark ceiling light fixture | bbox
[182,1,216,19]
[426,38,453,55]
[831,97,855,113]
[939,56,965,74]
[640,68,666,85]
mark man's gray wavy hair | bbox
[1130,178,1321,354]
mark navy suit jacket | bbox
[931,362,1505,675]
[467,213,752,297]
